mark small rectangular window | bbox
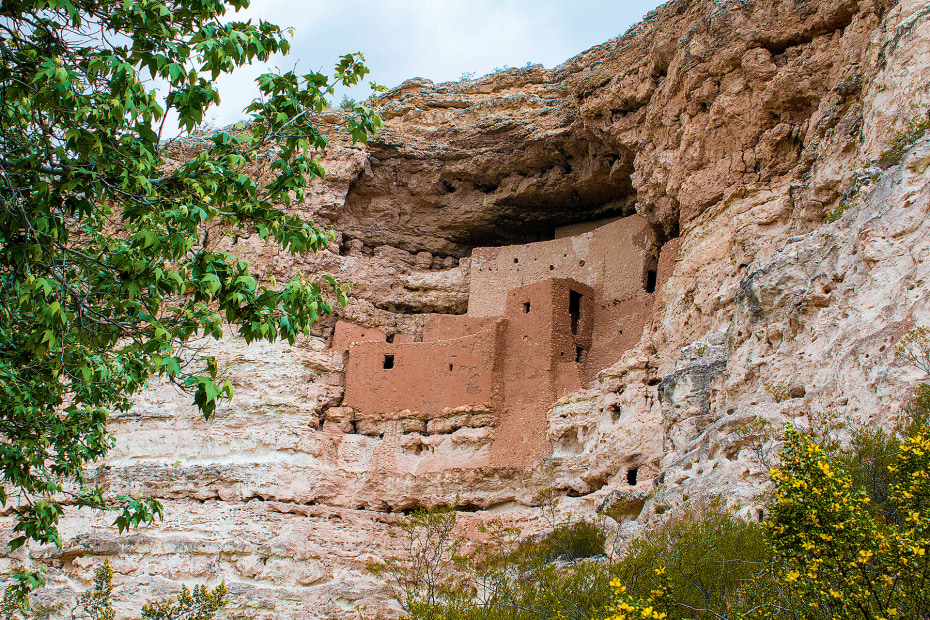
[569,290,582,335]
[523,301,531,313]
[575,346,585,364]
[646,269,658,294]
[383,354,395,369]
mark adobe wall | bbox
[330,321,386,350]
[488,279,593,466]
[343,327,498,418]
[468,215,658,317]
[423,315,498,342]
[584,238,681,380]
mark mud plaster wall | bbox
[424,315,499,342]
[343,329,497,417]
[468,215,658,317]
[487,279,594,465]
[586,238,680,379]
[330,322,386,351]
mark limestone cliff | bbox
[3,0,930,617]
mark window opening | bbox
[383,354,395,369]
[575,346,585,364]
[523,301,531,314]
[448,363,454,372]
[386,333,394,344]
[627,467,638,486]
[646,269,658,294]
[513,257,519,264]
[569,290,582,335]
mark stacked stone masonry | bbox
[335,215,677,467]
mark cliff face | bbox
[4,0,930,617]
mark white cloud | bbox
[162,0,664,134]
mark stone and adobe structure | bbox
[334,215,678,466]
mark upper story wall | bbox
[467,215,657,317]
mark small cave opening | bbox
[627,467,639,486]
[386,333,395,344]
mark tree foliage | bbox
[0,0,381,574]
[1,560,226,620]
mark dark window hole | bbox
[646,269,658,294]
[575,346,585,364]
[383,354,395,369]
[448,363,454,372]
[386,333,394,344]
[569,290,582,335]
[646,378,661,386]
[514,257,519,264]
[627,467,638,486]
[523,301,531,314]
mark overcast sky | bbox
[182,0,666,133]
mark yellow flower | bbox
[887,608,898,616]
[830,589,842,599]
[641,607,653,618]
[785,571,800,584]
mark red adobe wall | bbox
[343,326,499,418]
[488,279,593,466]
[468,215,657,318]
[330,321,386,350]
[585,237,680,381]
[423,315,498,342]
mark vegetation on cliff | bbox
[0,0,380,594]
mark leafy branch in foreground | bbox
[0,560,226,620]
[0,0,382,579]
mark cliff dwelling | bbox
[331,214,679,466]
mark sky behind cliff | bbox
[194,0,666,132]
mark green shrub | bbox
[613,499,774,620]
[879,107,930,167]
[518,520,606,563]
[766,426,930,619]
[763,380,790,403]
[1,561,226,620]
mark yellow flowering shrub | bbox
[605,568,670,620]
[766,427,930,619]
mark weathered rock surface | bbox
[4,0,930,617]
